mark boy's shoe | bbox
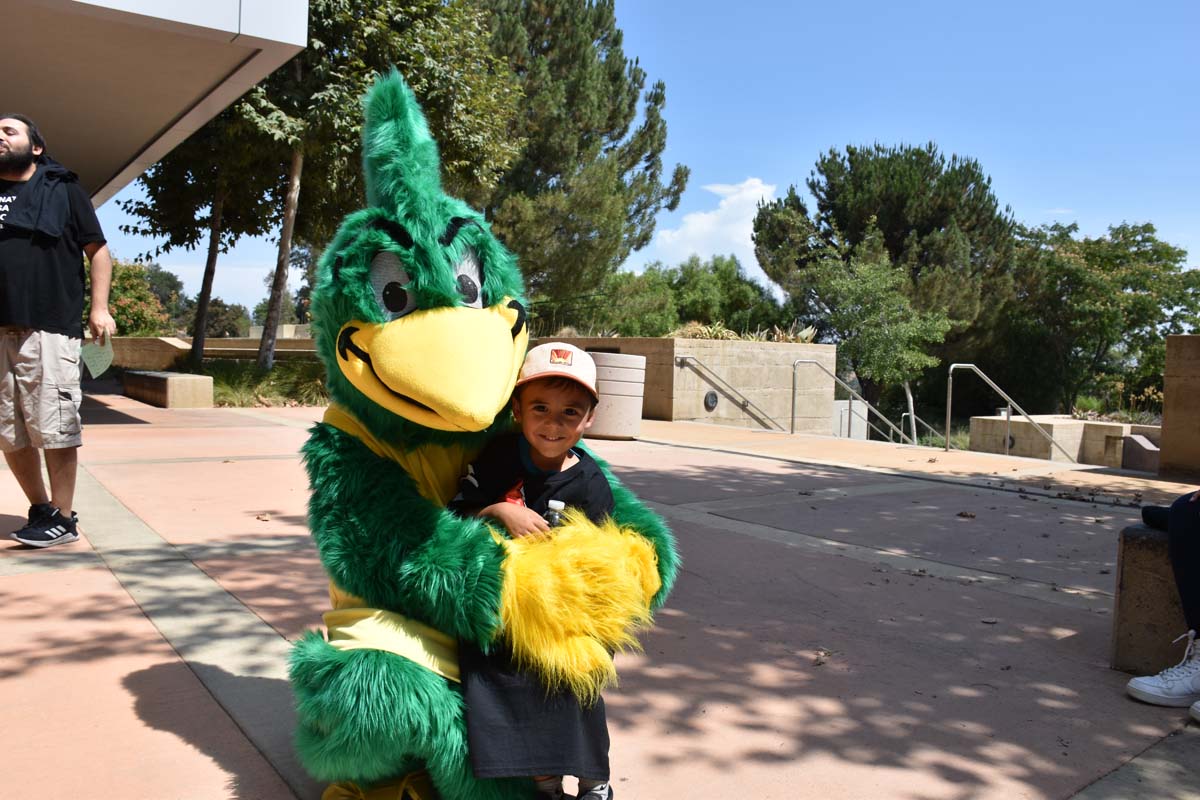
[1126,630,1200,707]
[1192,699,1200,724]
[10,508,79,548]
[577,784,613,800]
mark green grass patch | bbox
[916,424,970,450]
[180,359,330,408]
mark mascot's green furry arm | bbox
[290,71,678,800]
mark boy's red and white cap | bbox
[516,342,599,400]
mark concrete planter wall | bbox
[535,338,836,433]
[111,337,319,370]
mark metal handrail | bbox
[901,411,953,448]
[945,363,1075,462]
[675,355,785,431]
[792,359,913,443]
[843,405,892,442]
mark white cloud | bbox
[626,177,780,292]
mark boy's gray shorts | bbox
[0,327,83,451]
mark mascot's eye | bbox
[455,247,484,309]
[369,251,418,319]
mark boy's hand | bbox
[481,502,551,538]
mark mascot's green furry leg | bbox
[291,633,534,800]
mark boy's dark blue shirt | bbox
[449,431,614,523]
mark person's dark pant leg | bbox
[1167,492,1200,631]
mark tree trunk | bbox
[189,184,226,367]
[903,380,918,445]
[257,146,304,371]
[854,375,885,441]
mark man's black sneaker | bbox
[9,502,56,539]
[27,502,56,525]
[10,508,79,548]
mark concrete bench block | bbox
[1122,434,1161,473]
[122,371,214,409]
[1111,523,1188,675]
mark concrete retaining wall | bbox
[970,414,1162,469]
[248,324,312,339]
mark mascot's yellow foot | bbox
[323,770,437,800]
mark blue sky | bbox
[97,0,1199,309]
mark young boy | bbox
[449,342,616,800]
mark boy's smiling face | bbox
[512,378,596,471]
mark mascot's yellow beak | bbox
[336,299,529,432]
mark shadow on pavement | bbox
[601,457,1177,799]
[124,661,314,800]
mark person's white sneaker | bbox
[1191,699,1200,723]
[1127,630,1200,707]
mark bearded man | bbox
[0,113,116,547]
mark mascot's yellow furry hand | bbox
[497,509,662,703]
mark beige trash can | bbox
[585,351,646,440]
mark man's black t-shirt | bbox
[0,176,105,338]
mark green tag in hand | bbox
[81,336,114,378]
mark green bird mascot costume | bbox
[290,71,678,800]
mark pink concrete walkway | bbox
[2,390,1197,800]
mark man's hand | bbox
[88,308,116,344]
[480,502,550,538]
[83,242,116,344]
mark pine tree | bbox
[484,0,689,319]
[754,143,1016,345]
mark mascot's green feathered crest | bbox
[310,70,528,448]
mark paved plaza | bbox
[2,385,1198,799]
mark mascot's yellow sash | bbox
[323,403,474,505]
[320,404,478,683]
[323,606,459,683]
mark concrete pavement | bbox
[2,389,1197,799]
